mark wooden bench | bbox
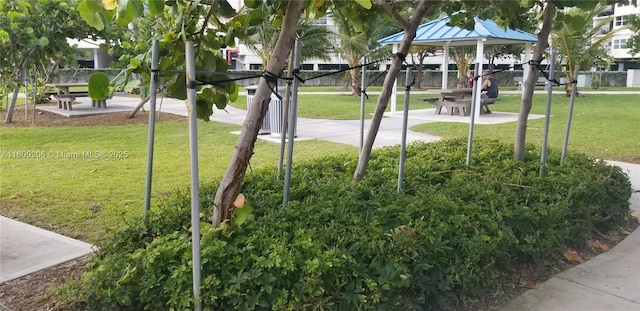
[459,98,500,115]
[514,77,547,91]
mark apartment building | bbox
[594,0,640,70]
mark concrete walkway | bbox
[2,94,640,311]
[500,160,640,311]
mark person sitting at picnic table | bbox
[481,72,499,99]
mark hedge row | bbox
[62,139,634,310]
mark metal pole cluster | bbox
[561,65,580,163]
[540,49,556,177]
[397,66,412,193]
[359,57,367,152]
[185,41,202,311]
[283,40,301,207]
[144,40,159,215]
[466,62,480,167]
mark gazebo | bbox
[378,16,538,119]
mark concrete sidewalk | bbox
[0,216,93,283]
[500,160,640,311]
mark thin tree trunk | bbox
[351,68,361,96]
[212,0,305,226]
[353,0,432,182]
[514,3,555,161]
[3,84,20,123]
[128,96,151,118]
[415,57,425,88]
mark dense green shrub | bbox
[62,139,634,310]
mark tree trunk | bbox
[351,67,361,96]
[514,3,555,161]
[3,84,20,123]
[128,96,151,118]
[212,0,305,226]
[353,0,432,182]
[416,58,424,89]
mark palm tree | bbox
[552,4,620,95]
[331,9,396,96]
[244,18,336,69]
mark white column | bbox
[93,48,101,68]
[473,39,485,120]
[442,42,450,89]
[391,44,398,116]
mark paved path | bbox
[500,160,640,311]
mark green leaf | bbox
[217,0,236,18]
[129,0,144,17]
[84,0,103,11]
[148,0,165,16]
[214,94,227,109]
[124,79,141,93]
[168,73,187,100]
[228,83,239,102]
[37,37,49,47]
[196,97,213,121]
[354,0,372,9]
[116,0,135,26]
[88,73,111,100]
[110,69,128,87]
[130,57,140,69]
[0,29,9,43]
[233,204,253,226]
[77,1,105,30]
[244,0,262,8]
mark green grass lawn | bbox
[0,120,356,240]
[411,94,640,163]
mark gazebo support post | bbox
[473,39,484,120]
[442,41,450,89]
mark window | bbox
[616,0,630,7]
[615,16,627,26]
[613,39,628,49]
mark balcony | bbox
[599,27,612,35]
[596,10,614,17]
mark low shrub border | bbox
[62,139,635,310]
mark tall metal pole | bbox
[359,56,367,152]
[278,43,296,176]
[283,39,301,207]
[397,66,412,193]
[561,65,580,163]
[540,48,556,177]
[24,68,28,121]
[144,40,159,215]
[185,41,202,311]
[32,70,37,124]
[466,62,480,167]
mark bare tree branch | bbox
[374,0,409,29]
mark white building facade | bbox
[594,0,640,71]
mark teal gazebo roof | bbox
[378,16,538,46]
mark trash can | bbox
[246,85,293,137]
[246,85,275,135]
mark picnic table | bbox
[46,82,107,111]
[419,88,499,116]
